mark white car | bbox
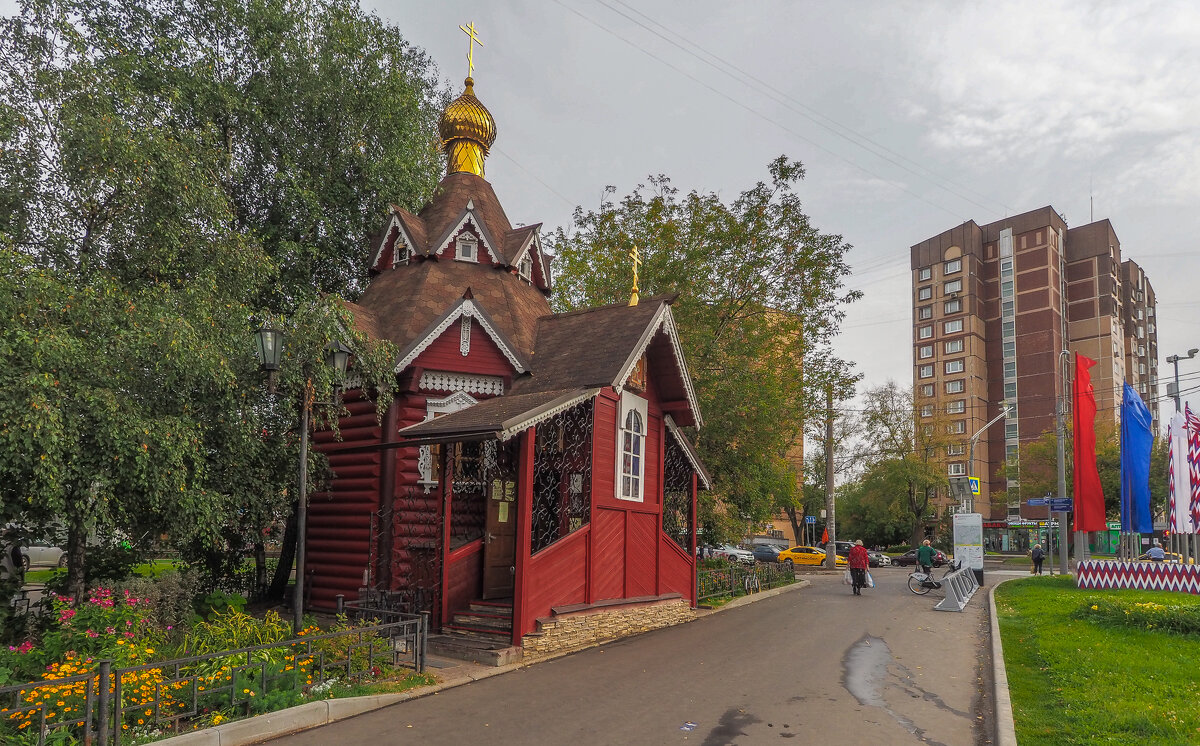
[714,544,755,565]
[20,541,67,570]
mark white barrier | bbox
[933,565,981,611]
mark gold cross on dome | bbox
[628,245,642,306]
[459,22,484,77]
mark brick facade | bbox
[521,595,695,658]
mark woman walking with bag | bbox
[848,539,870,595]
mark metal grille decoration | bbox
[448,441,487,548]
[389,485,443,620]
[662,435,695,552]
[531,400,594,553]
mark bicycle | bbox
[907,560,962,595]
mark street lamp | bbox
[966,401,1013,514]
[253,327,352,631]
[1165,348,1199,412]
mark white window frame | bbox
[918,286,932,301]
[944,258,962,275]
[918,325,933,340]
[920,404,934,418]
[918,267,932,281]
[919,345,933,359]
[918,305,932,320]
[947,444,966,456]
[945,359,964,374]
[944,339,963,354]
[455,233,478,262]
[616,392,649,502]
[946,400,966,414]
[948,462,966,476]
[918,364,934,379]
[944,279,962,294]
[921,384,935,397]
[943,319,963,334]
[945,380,964,394]
[944,299,961,314]
[948,420,966,434]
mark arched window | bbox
[618,393,647,502]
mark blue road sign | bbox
[969,477,980,495]
[1049,499,1073,511]
[1026,498,1049,506]
[805,516,816,524]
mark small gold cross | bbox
[629,245,642,306]
[459,22,484,78]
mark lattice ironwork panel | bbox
[448,441,486,548]
[531,400,594,553]
[662,435,695,552]
[391,485,442,620]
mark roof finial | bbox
[628,245,642,306]
[459,22,483,78]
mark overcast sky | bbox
[5,0,1197,416]
[370,0,1200,419]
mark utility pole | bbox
[1056,350,1069,574]
[824,385,837,569]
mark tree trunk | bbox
[784,506,803,546]
[266,502,298,602]
[253,542,267,600]
[65,499,89,603]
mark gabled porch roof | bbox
[397,387,599,445]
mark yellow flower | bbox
[1091,605,1098,610]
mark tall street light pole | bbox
[967,402,1013,514]
[1056,350,1070,574]
[1166,348,1198,413]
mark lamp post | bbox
[254,328,351,631]
[1056,349,1070,574]
[1166,348,1199,412]
[966,401,1013,514]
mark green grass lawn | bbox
[24,558,178,585]
[996,575,1200,745]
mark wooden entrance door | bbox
[483,477,517,599]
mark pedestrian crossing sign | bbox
[969,477,980,495]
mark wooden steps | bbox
[428,598,521,666]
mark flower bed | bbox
[1,586,430,744]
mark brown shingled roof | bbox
[417,172,513,259]
[512,297,671,395]
[349,259,550,358]
[398,387,594,444]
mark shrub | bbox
[119,569,202,634]
[196,590,247,618]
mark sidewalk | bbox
[159,578,811,746]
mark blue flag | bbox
[1120,383,1153,533]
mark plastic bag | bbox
[865,571,875,588]
[843,569,853,585]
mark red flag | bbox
[1073,353,1106,532]
[821,527,829,545]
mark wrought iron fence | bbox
[0,612,427,746]
[697,562,795,603]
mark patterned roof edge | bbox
[612,303,703,428]
[664,415,712,491]
[394,295,530,374]
[397,387,598,445]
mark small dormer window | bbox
[518,255,533,282]
[456,234,478,262]
[397,242,409,265]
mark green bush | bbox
[196,589,247,618]
[119,569,202,633]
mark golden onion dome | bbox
[439,77,496,177]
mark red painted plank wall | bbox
[411,319,513,378]
[521,527,590,635]
[657,534,695,602]
[445,540,484,617]
[308,391,381,608]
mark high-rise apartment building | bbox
[910,207,1159,535]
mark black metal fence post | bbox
[96,659,111,746]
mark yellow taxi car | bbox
[777,545,847,568]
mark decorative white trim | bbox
[613,305,703,428]
[395,299,527,374]
[511,231,550,289]
[664,415,711,490]
[417,392,479,491]
[615,391,649,502]
[433,211,501,263]
[459,316,471,355]
[368,213,416,269]
[498,389,598,442]
[419,371,504,397]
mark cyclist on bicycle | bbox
[916,539,937,576]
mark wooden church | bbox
[307,53,709,652]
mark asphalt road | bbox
[269,568,993,745]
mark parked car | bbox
[777,545,848,568]
[892,548,949,567]
[20,540,67,571]
[705,544,755,565]
[751,545,782,563]
[867,551,891,568]
[1136,550,1192,564]
[823,540,855,557]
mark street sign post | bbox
[969,477,980,495]
[805,516,816,524]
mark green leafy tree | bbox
[855,381,954,546]
[547,157,860,533]
[0,0,427,601]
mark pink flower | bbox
[86,629,98,638]
[123,631,134,638]
[166,626,173,631]
[125,620,132,626]
[105,627,116,634]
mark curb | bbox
[988,576,1020,746]
[157,577,810,745]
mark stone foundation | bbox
[521,594,695,658]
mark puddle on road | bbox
[842,635,949,746]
